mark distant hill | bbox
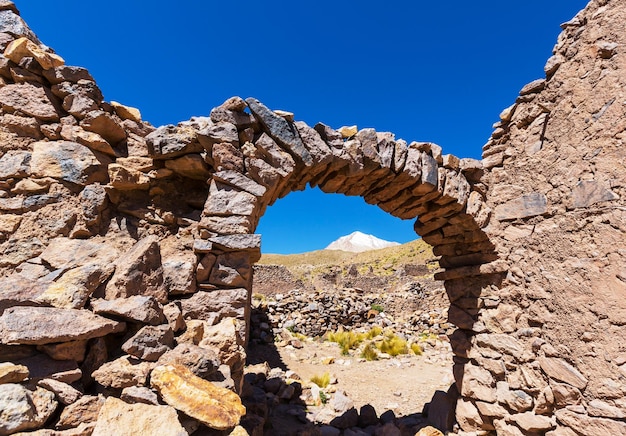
[258,238,436,276]
[324,231,400,253]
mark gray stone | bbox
[0,9,40,43]
[539,357,588,390]
[246,97,313,166]
[146,123,203,159]
[163,258,196,295]
[79,183,108,226]
[0,306,125,345]
[120,386,159,405]
[212,170,267,197]
[203,187,259,217]
[39,237,117,270]
[30,140,110,186]
[0,384,56,435]
[495,192,548,221]
[0,150,30,179]
[181,289,247,326]
[157,343,220,379]
[91,296,165,325]
[104,235,167,303]
[199,120,238,148]
[122,325,174,361]
[571,180,619,208]
[42,66,94,85]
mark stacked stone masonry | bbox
[0,0,625,435]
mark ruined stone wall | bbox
[0,0,624,434]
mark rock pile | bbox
[250,285,451,340]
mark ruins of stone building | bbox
[0,0,625,434]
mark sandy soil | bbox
[275,338,454,418]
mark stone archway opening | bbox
[190,96,505,433]
[247,187,457,427]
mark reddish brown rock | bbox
[0,306,125,345]
[0,83,60,121]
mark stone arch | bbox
[180,95,508,428]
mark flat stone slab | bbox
[0,306,125,345]
[151,364,245,430]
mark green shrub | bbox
[370,303,385,313]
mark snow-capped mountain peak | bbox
[324,231,400,253]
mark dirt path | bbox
[276,338,454,418]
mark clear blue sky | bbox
[18,1,589,254]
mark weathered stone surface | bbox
[0,384,57,435]
[37,340,87,362]
[0,149,30,179]
[508,411,554,432]
[60,125,115,155]
[181,289,247,325]
[199,215,253,235]
[199,120,238,148]
[110,101,141,123]
[555,409,626,436]
[151,364,246,430]
[570,180,619,208]
[42,65,93,85]
[104,236,167,303]
[107,162,150,190]
[162,302,185,332]
[91,356,153,389]
[56,394,104,430]
[164,153,212,180]
[209,252,252,288]
[460,364,496,403]
[0,362,28,384]
[539,357,588,390]
[0,9,40,43]
[30,140,109,185]
[157,343,220,379]
[120,386,159,405]
[203,188,259,217]
[38,378,82,405]
[91,397,187,436]
[4,37,64,69]
[79,183,107,226]
[15,353,80,383]
[494,192,547,221]
[39,237,117,270]
[36,263,115,309]
[213,170,267,197]
[91,296,165,325]
[246,97,313,166]
[198,317,245,368]
[0,83,59,121]
[80,110,126,144]
[163,258,196,295]
[0,306,125,345]
[475,333,523,356]
[146,123,203,159]
[122,325,174,361]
